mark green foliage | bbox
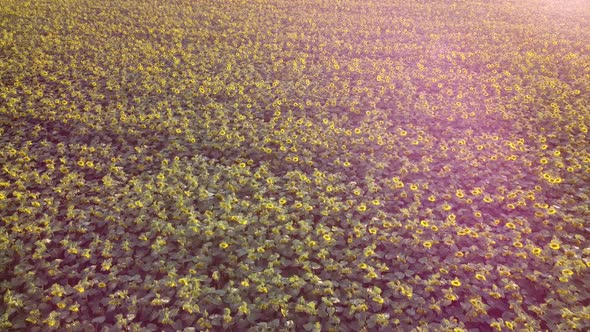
[0,0,589,331]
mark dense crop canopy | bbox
[1,0,589,331]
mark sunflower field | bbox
[0,0,589,331]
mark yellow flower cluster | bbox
[0,0,588,331]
